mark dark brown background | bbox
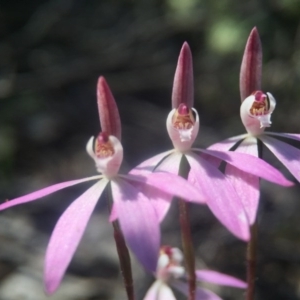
[0,0,300,299]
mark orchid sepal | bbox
[172,42,194,109]
[240,27,262,102]
[97,77,121,140]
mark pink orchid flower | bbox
[144,246,247,300]
[131,42,293,241]
[0,78,205,295]
[208,27,299,225]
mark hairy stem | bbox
[246,138,262,300]
[106,184,135,300]
[112,220,135,300]
[179,199,196,300]
[246,223,257,300]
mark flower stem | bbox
[246,222,257,300]
[179,199,196,300]
[178,155,195,300]
[106,184,135,300]
[246,138,262,300]
[112,220,135,300]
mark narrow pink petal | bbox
[152,200,172,223]
[266,132,300,142]
[223,139,260,224]
[155,152,182,175]
[260,135,300,182]
[44,179,108,294]
[201,142,293,187]
[206,134,248,151]
[0,176,101,211]
[129,150,174,176]
[143,281,162,300]
[194,288,222,300]
[198,135,247,169]
[172,42,194,109]
[129,153,180,222]
[186,153,250,241]
[158,282,176,300]
[172,280,222,300]
[109,202,117,222]
[112,178,172,223]
[240,27,262,102]
[97,77,121,140]
[125,169,206,204]
[139,184,172,223]
[111,178,160,272]
[196,270,247,288]
[144,152,182,221]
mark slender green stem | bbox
[178,155,195,300]
[246,222,257,300]
[106,184,135,300]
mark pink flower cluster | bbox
[0,27,298,299]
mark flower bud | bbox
[156,246,185,282]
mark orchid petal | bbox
[144,192,172,223]
[260,135,300,183]
[157,282,176,300]
[111,178,160,272]
[130,150,174,176]
[222,139,260,224]
[172,280,222,300]
[155,152,182,175]
[206,134,248,151]
[97,77,121,140]
[172,42,194,109]
[128,153,181,222]
[196,270,247,288]
[200,135,247,168]
[124,170,206,204]
[143,280,162,300]
[194,287,222,300]
[200,139,293,187]
[0,176,101,211]
[109,202,117,222]
[186,153,250,241]
[44,179,108,294]
[128,180,172,223]
[266,132,300,142]
[240,27,262,102]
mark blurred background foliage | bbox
[0,0,300,299]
